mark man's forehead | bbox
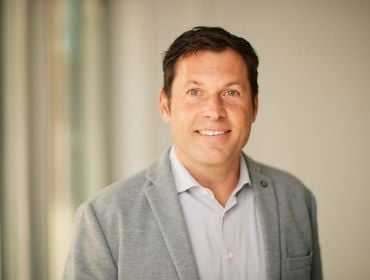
[183,80,246,88]
[176,49,246,72]
[173,49,248,82]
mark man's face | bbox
[160,49,258,170]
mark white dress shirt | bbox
[170,147,266,280]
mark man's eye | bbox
[187,89,199,96]
[225,90,239,96]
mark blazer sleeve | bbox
[310,193,323,280]
[63,203,118,280]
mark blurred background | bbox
[1,0,369,279]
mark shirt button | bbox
[202,189,208,196]
[227,252,234,260]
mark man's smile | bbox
[196,130,231,136]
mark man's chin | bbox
[194,150,237,168]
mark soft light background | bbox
[1,0,369,279]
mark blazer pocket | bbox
[286,252,313,280]
[287,251,313,271]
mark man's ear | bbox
[159,89,171,122]
[252,95,258,122]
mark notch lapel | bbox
[246,156,281,280]
[144,151,200,280]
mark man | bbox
[64,26,322,280]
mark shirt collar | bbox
[169,146,251,194]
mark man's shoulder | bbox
[260,161,306,187]
[246,156,314,199]
[81,150,172,217]
[79,169,150,219]
[93,169,149,203]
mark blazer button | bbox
[260,180,268,187]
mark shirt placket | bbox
[221,196,241,280]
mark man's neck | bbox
[177,153,241,207]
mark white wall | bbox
[110,1,370,279]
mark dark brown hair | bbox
[162,26,259,101]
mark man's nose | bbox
[202,96,226,120]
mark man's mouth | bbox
[197,130,230,136]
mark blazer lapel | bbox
[144,150,200,280]
[246,156,281,280]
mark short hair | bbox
[162,26,259,101]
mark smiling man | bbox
[64,26,322,280]
[160,48,257,207]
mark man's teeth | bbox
[198,130,226,136]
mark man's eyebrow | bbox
[224,82,242,87]
[185,80,203,86]
[185,81,243,87]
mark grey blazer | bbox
[64,150,322,280]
